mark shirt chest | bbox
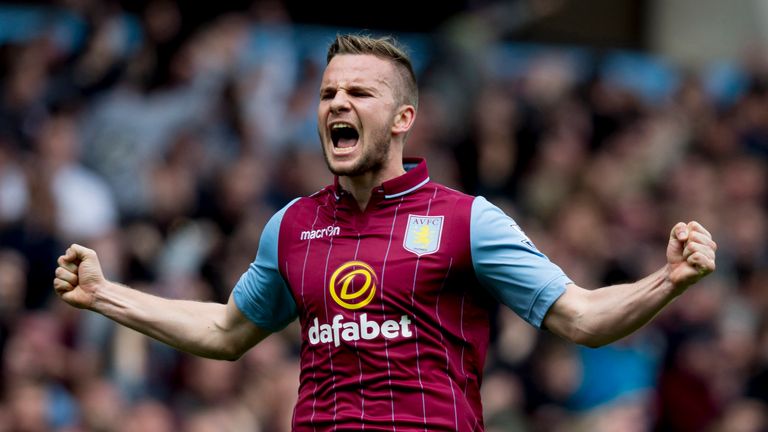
[278,200,467,318]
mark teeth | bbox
[331,123,354,130]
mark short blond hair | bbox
[327,34,418,108]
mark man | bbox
[54,34,717,431]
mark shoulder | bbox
[422,181,477,207]
[413,182,477,237]
[406,181,481,220]
[428,182,474,199]
[268,186,341,245]
[279,186,336,219]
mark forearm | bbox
[548,266,683,347]
[90,281,255,360]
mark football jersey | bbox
[233,158,571,431]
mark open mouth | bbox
[330,123,359,151]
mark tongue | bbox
[337,137,357,149]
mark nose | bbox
[330,91,351,114]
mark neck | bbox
[339,162,405,211]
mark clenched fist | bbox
[53,244,105,309]
[666,221,717,290]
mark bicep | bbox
[218,294,273,356]
[542,283,591,343]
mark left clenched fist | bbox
[666,221,717,289]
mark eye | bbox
[320,90,335,100]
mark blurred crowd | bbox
[0,1,767,431]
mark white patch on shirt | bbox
[511,223,537,250]
[403,215,444,256]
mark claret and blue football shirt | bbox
[233,158,571,431]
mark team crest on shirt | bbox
[403,215,444,256]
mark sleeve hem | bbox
[525,274,571,328]
[233,282,293,333]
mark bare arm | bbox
[53,244,270,360]
[543,221,717,348]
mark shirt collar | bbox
[332,157,430,200]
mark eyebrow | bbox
[319,83,383,96]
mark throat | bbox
[353,194,372,213]
[339,175,379,212]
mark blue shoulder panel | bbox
[470,197,571,328]
[233,198,300,332]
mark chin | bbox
[328,162,361,177]
[324,149,360,176]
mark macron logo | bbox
[300,225,340,241]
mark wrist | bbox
[662,264,689,297]
[88,279,114,312]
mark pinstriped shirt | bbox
[234,158,570,431]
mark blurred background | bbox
[0,0,767,431]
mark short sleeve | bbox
[470,197,570,328]
[233,199,299,332]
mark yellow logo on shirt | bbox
[413,225,432,248]
[329,261,378,310]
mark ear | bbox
[391,105,416,136]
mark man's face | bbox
[318,54,401,177]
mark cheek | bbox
[362,105,394,128]
[317,110,329,135]
[317,105,326,122]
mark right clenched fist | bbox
[53,244,105,309]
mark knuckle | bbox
[689,252,703,263]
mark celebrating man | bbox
[54,34,716,431]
